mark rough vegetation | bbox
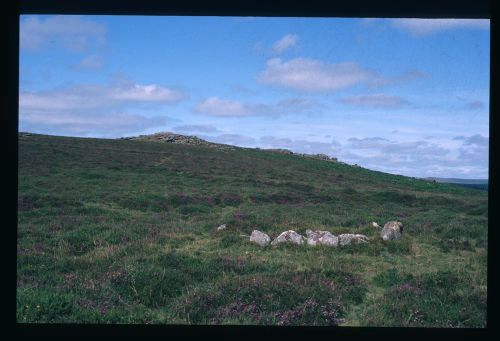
[17,132,487,326]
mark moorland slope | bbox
[17,132,487,326]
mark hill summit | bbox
[120,131,235,150]
[121,131,339,162]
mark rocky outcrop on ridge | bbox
[266,149,338,162]
[120,132,339,162]
[121,132,236,151]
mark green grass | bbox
[17,133,487,326]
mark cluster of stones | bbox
[248,229,370,247]
[245,221,403,247]
[122,132,206,145]
[122,132,235,151]
[265,148,338,162]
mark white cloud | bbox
[203,134,257,146]
[347,137,391,149]
[173,124,221,133]
[368,71,428,87]
[195,97,253,117]
[258,58,374,92]
[19,111,169,138]
[195,96,317,117]
[19,79,186,137]
[20,15,106,51]
[391,19,490,36]
[273,34,298,54]
[111,84,184,102]
[259,136,341,155]
[258,57,427,92]
[339,94,410,108]
[460,134,489,146]
[20,81,187,112]
[340,135,488,178]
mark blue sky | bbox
[19,15,490,179]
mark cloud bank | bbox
[20,111,169,138]
[173,124,222,133]
[259,58,374,92]
[342,135,488,178]
[195,96,316,117]
[20,81,186,113]
[258,58,425,92]
[19,80,185,137]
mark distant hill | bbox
[425,177,488,185]
[424,177,488,191]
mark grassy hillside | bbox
[17,133,488,326]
